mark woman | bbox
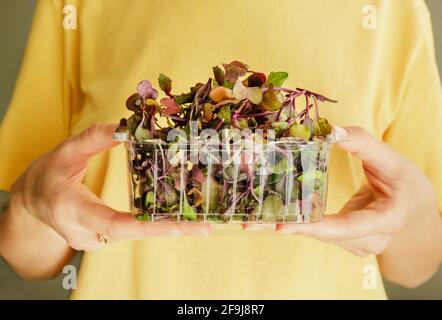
[0,0,441,299]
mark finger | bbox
[107,214,213,240]
[55,123,120,167]
[79,217,214,251]
[339,185,374,214]
[81,201,212,240]
[276,209,388,241]
[333,242,370,258]
[332,126,400,186]
[242,223,276,231]
[334,234,391,257]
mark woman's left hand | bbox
[275,126,440,258]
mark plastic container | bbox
[125,137,332,223]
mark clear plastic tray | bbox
[124,137,332,224]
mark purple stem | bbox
[234,100,248,115]
[296,88,338,103]
[304,94,310,120]
[214,118,225,131]
[150,112,156,138]
[312,95,319,120]
[221,180,227,202]
[168,115,188,122]
[228,190,248,213]
[157,165,172,180]
[262,87,296,93]
[275,107,283,121]
[238,111,278,119]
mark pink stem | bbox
[238,111,278,118]
[214,118,225,131]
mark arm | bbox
[0,124,211,281]
[276,126,442,288]
[0,192,74,281]
[276,1,442,288]
[378,199,442,288]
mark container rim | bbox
[122,135,334,147]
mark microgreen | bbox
[118,61,337,222]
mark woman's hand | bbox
[277,126,438,255]
[276,126,442,286]
[5,124,211,252]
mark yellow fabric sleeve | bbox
[383,0,442,212]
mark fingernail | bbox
[332,126,348,142]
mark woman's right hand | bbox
[7,123,211,252]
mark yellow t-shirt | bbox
[1,0,441,299]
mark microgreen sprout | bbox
[118,61,337,222]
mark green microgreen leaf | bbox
[182,194,198,221]
[262,194,284,221]
[202,103,214,121]
[136,213,152,221]
[266,71,289,87]
[162,183,178,206]
[158,73,172,96]
[297,169,325,192]
[121,61,338,223]
[127,114,142,135]
[218,105,232,125]
[289,123,311,141]
[261,85,282,111]
[247,87,263,105]
[201,176,220,211]
[134,122,152,141]
[175,92,193,104]
[271,121,289,133]
[223,80,235,89]
[213,66,225,86]
[270,158,296,175]
[313,118,332,136]
[144,191,155,208]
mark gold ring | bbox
[97,233,110,245]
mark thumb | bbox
[54,123,120,170]
[333,126,400,180]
